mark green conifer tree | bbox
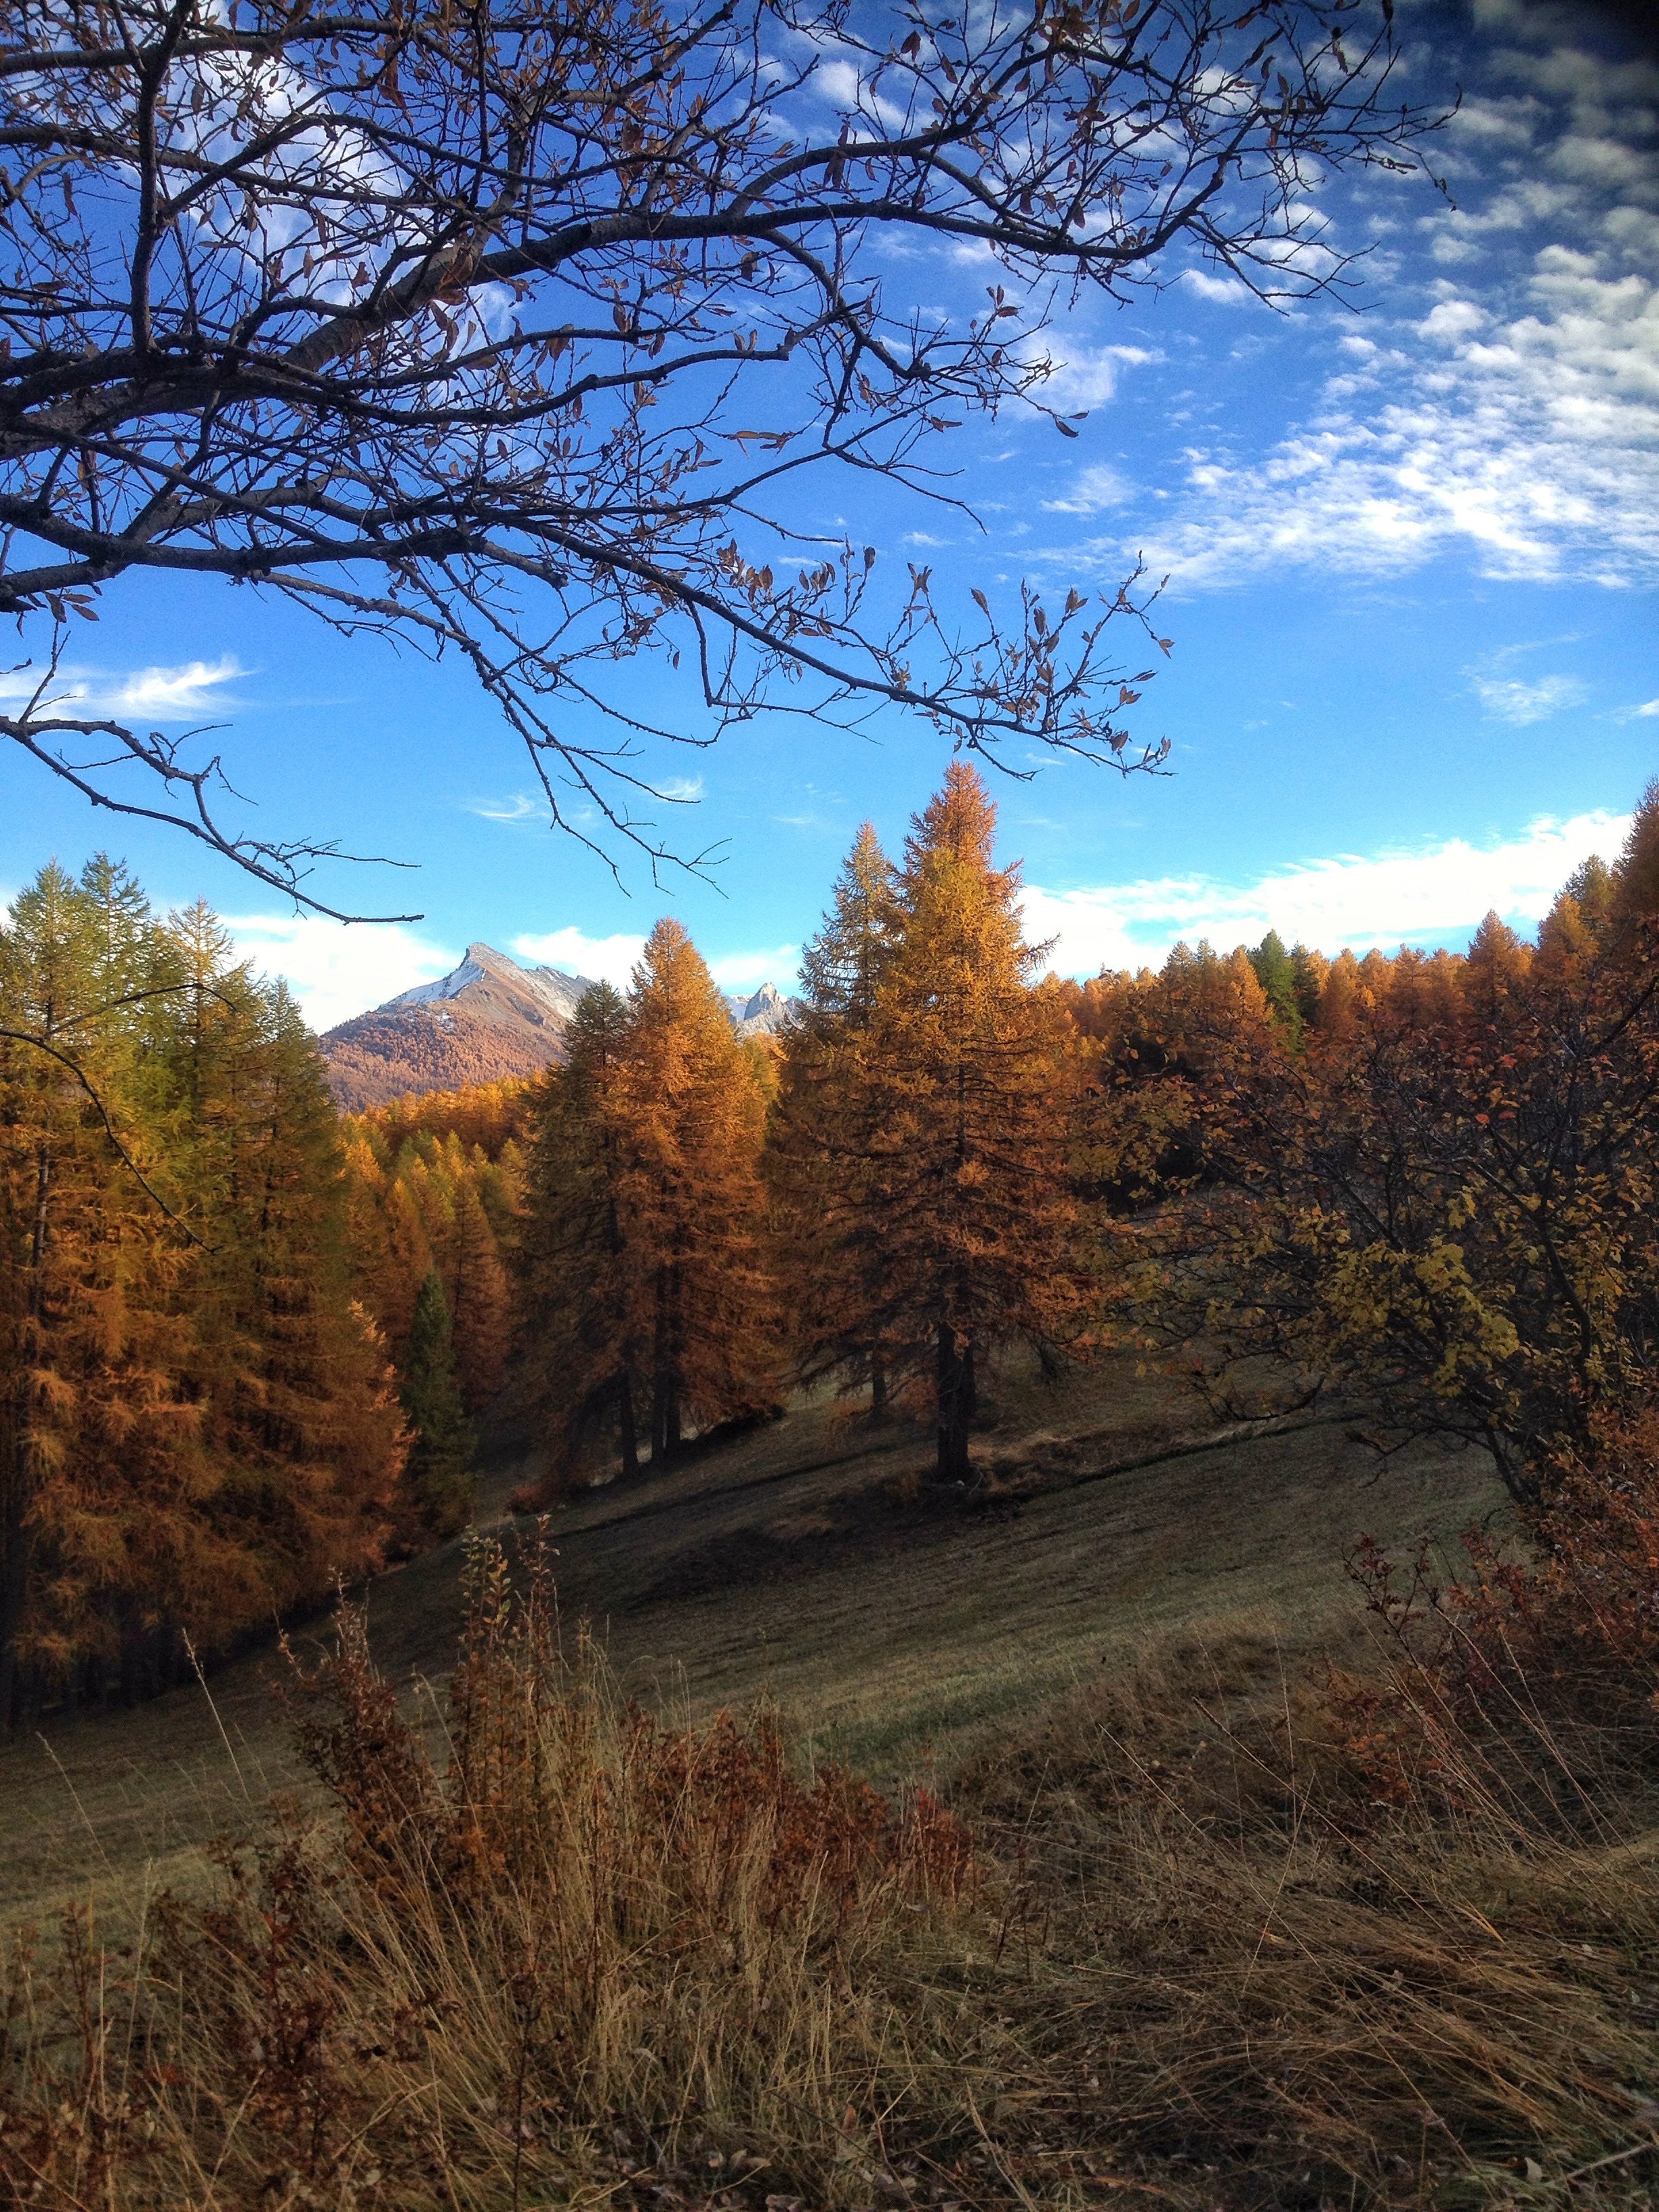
[396,1269,474,1547]
[1248,929,1303,1042]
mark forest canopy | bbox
[0,861,407,1721]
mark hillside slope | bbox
[1,1350,1504,1921]
[322,941,596,1107]
[321,999,569,1107]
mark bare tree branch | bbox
[0,0,1444,903]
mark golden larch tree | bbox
[824,764,1090,1481]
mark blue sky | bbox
[4,0,1656,1031]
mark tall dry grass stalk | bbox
[960,1624,1659,2208]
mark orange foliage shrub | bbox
[1329,1404,1659,1813]
[1,1538,983,2209]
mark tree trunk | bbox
[935,1322,975,1483]
[651,1266,670,1462]
[869,1349,888,1425]
[651,1260,684,1465]
[0,1423,28,1729]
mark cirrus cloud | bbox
[0,655,248,719]
[1471,672,1589,724]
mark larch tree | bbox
[395,1270,474,1548]
[167,967,405,1637]
[858,763,1089,1481]
[0,860,407,1721]
[341,1108,520,1411]
[0,860,192,1717]
[445,1173,513,1413]
[771,825,903,1418]
[520,981,645,1483]
[615,923,777,1464]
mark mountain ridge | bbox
[322,941,799,1109]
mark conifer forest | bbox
[7,762,1658,1736]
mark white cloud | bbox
[1417,298,1490,341]
[1042,465,1130,516]
[1026,342,1155,412]
[1181,268,1254,304]
[807,54,906,131]
[656,774,706,802]
[1445,94,1540,150]
[228,914,458,1034]
[1022,810,1632,976]
[1628,697,1659,718]
[1471,672,1589,724]
[510,927,796,994]
[1098,254,1659,587]
[513,927,646,987]
[466,792,548,823]
[0,656,247,719]
[709,944,799,991]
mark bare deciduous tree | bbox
[0,0,1434,912]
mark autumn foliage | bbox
[0,863,405,1725]
[5,772,1659,1721]
[1073,786,1659,1506]
[771,766,1091,1479]
[519,924,777,1490]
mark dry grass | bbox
[0,1350,1504,1925]
[7,1558,1659,2209]
[1,1535,998,2211]
[956,1630,1659,2207]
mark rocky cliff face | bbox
[323,943,800,1109]
[390,943,596,1033]
[726,981,796,1037]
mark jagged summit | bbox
[727,981,795,1036]
[322,940,799,1109]
[390,942,598,1031]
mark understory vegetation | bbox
[6,1473,1659,2211]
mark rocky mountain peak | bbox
[324,939,800,1107]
